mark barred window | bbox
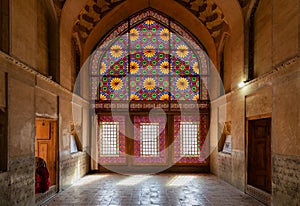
[140,123,160,157]
[99,122,120,156]
[180,122,200,157]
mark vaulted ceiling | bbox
[53,0,249,55]
[72,0,126,44]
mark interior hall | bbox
[0,0,299,205]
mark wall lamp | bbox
[238,81,246,88]
[238,80,250,88]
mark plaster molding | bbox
[0,51,88,103]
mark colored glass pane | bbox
[133,116,166,164]
[173,115,207,164]
[98,116,126,164]
[89,9,210,101]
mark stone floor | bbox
[43,174,264,206]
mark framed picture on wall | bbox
[70,134,78,154]
[222,134,232,154]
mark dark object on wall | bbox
[35,157,50,194]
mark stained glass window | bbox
[90,9,210,102]
[174,115,207,164]
[134,116,166,164]
[140,123,160,157]
[98,116,126,164]
[180,122,200,157]
[99,122,119,156]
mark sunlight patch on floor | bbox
[73,174,109,186]
[116,175,151,186]
[166,175,196,187]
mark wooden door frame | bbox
[35,117,59,192]
[245,114,272,202]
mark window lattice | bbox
[140,123,160,157]
[180,122,200,157]
[99,122,119,156]
[90,9,210,102]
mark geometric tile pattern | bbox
[90,9,210,101]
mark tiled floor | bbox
[43,174,264,206]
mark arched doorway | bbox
[89,9,211,173]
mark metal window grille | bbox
[180,122,200,157]
[99,122,120,156]
[140,123,160,157]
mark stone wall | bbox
[0,171,9,205]
[218,153,232,183]
[60,151,90,190]
[272,155,300,206]
[209,0,300,204]
[0,156,35,206]
[8,156,35,205]
[0,48,90,204]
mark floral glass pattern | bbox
[89,9,210,101]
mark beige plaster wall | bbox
[223,36,232,93]
[0,50,91,204]
[254,0,272,77]
[60,0,88,90]
[11,0,37,68]
[273,0,299,65]
[8,77,35,158]
[246,86,272,118]
[273,69,300,156]
[210,95,232,177]
[36,0,50,76]
[59,97,73,151]
[0,71,5,108]
[35,87,58,118]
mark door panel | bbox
[36,120,57,187]
[38,143,48,162]
[248,118,271,193]
[36,121,50,139]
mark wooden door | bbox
[35,119,57,187]
[248,118,271,193]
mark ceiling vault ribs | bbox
[72,0,126,45]
[71,0,231,55]
[174,0,229,46]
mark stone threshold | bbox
[246,184,271,206]
[35,185,57,206]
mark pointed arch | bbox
[89,9,210,102]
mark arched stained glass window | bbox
[90,9,210,102]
